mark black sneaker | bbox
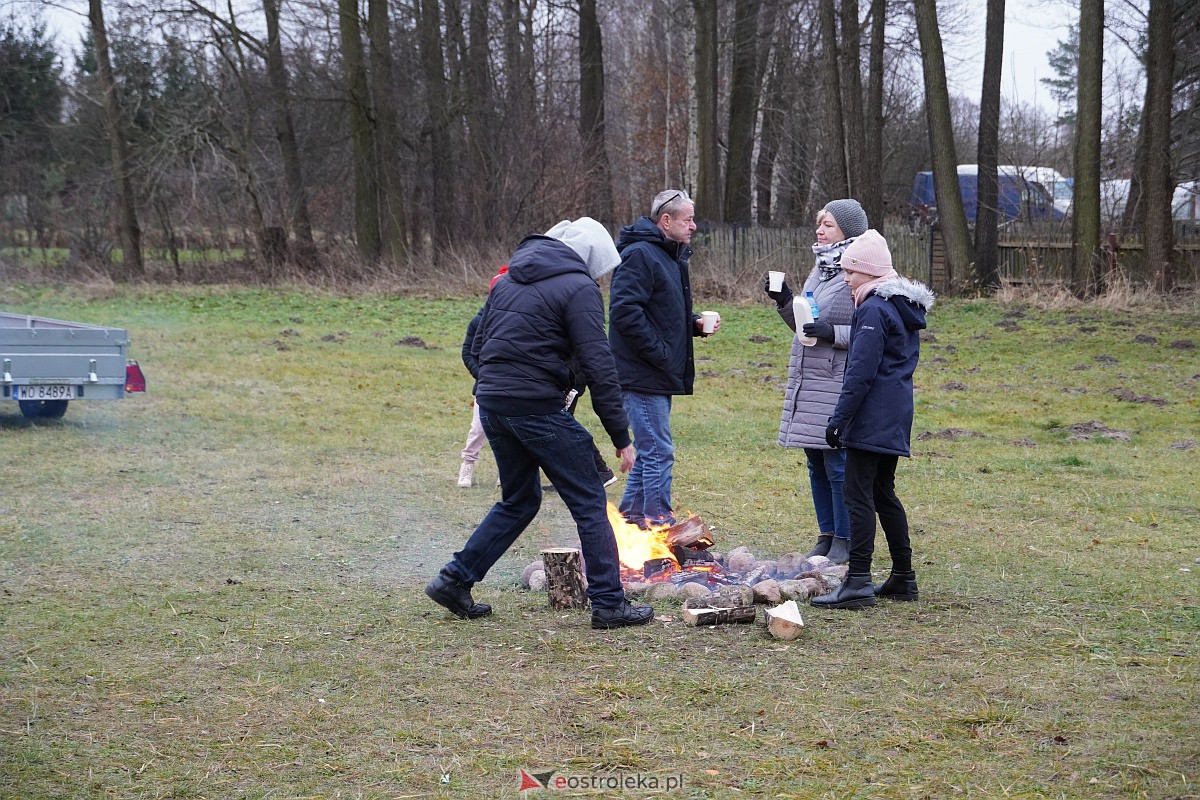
[591,600,654,629]
[425,572,492,619]
[599,467,617,487]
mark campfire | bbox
[523,503,849,636]
[606,503,728,585]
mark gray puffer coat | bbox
[775,266,856,449]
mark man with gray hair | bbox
[426,217,654,629]
[608,190,719,529]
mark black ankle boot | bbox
[804,533,833,559]
[425,571,493,619]
[875,570,918,601]
[810,573,876,609]
[825,537,850,565]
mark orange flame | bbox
[606,502,677,573]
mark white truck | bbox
[1,311,146,419]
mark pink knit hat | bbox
[841,229,893,277]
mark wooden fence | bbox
[689,223,1199,294]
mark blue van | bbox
[910,165,1066,225]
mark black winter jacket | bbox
[461,308,482,384]
[608,217,699,395]
[471,235,631,449]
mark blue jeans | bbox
[443,406,626,610]
[805,447,849,540]
[618,391,675,527]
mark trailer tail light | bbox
[125,361,146,393]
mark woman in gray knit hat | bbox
[763,198,868,565]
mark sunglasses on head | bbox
[652,192,684,219]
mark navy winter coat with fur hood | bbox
[471,235,631,449]
[829,276,935,456]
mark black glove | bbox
[803,321,835,342]
[825,425,843,449]
[763,275,793,307]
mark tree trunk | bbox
[840,0,866,195]
[1141,0,1177,290]
[861,0,886,227]
[914,0,971,291]
[1071,0,1104,296]
[755,51,787,226]
[262,0,315,260]
[724,0,761,224]
[368,0,408,262]
[337,0,380,262]
[693,0,720,221]
[974,0,1004,291]
[418,0,456,251]
[579,0,614,224]
[818,0,848,197]
[88,0,142,278]
[464,0,498,236]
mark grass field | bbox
[1,284,1197,799]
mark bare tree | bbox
[1072,0,1103,295]
[1122,0,1176,288]
[840,0,866,194]
[724,0,761,223]
[974,0,1004,290]
[367,0,408,261]
[914,0,970,290]
[88,0,143,276]
[579,0,614,224]
[818,0,848,196]
[417,0,454,251]
[262,0,315,262]
[861,0,886,226]
[693,0,720,221]
[337,0,380,261]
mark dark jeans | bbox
[844,448,913,575]
[443,406,626,610]
[804,447,849,540]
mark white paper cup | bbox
[768,271,785,292]
[701,311,720,334]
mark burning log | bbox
[541,548,587,610]
[665,516,714,550]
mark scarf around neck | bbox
[811,238,855,281]
[852,270,900,306]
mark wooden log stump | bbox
[541,548,588,610]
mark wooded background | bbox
[2,0,1198,293]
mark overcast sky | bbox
[945,0,1078,113]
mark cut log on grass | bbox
[681,592,756,626]
[541,548,587,610]
[765,600,805,641]
[681,604,757,626]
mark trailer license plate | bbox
[15,385,76,401]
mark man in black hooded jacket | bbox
[426,217,654,630]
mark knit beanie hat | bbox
[823,199,869,240]
[841,229,893,276]
[544,217,620,280]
